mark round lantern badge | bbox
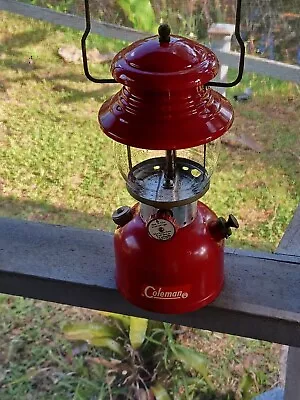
[147,217,176,241]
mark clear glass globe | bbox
[114,140,221,207]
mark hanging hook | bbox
[81,0,117,83]
[208,0,245,88]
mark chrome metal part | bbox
[127,146,133,170]
[164,150,176,187]
[127,157,210,208]
[140,202,198,228]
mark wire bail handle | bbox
[81,0,245,87]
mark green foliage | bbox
[172,345,214,390]
[129,316,148,349]
[238,372,256,400]
[88,337,125,356]
[45,0,74,13]
[63,322,119,341]
[63,321,125,356]
[151,383,171,400]
[21,0,75,13]
[117,0,156,32]
[99,311,130,327]
[0,8,298,400]
[63,314,214,399]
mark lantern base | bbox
[117,280,224,315]
[114,201,224,314]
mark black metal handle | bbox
[81,0,117,83]
[208,0,245,88]
[82,0,244,87]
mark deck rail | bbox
[1,1,300,398]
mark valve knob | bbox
[226,214,239,230]
[112,206,133,227]
[223,214,239,238]
[209,214,239,240]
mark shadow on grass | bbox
[52,82,118,103]
[0,194,115,232]
[0,57,43,72]
[1,28,49,56]
[1,61,118,104]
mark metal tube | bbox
[164,150,176,187]
[127,145,133,171]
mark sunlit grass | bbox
[1,12,299,249]
[0,10,299,399]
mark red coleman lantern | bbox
[82,1,245,314]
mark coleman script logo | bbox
[142,285,190,300]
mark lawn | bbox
[0,9,299,400]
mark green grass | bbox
[0,10,299,399]
[0,296,117,400]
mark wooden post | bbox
[208,23,235,97]
[254,206,300,400]
[284,348,300,399]
[277,206,300,400]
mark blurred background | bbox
[0,0,299,398]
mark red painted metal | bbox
[98,28,236,313]
[114,202,225,314]
[98,35,234,150]
[111,35,219,89]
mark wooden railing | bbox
[0,2,300,399]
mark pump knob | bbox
[112,206,133,227]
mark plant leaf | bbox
[132,0,156,32]
[117,0,156,32]
[89,337,125,356]
[239,372,255,400]
[172,345,215,390]
[99,311,130,328]
[86,356,121,369]
[63,322,118,341]
[117,0,132,19]
[129,317,148,349]
[150,383,171,400]
[117,0,135,26]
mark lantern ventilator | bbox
[82,0,245,314]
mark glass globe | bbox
[114,140,221,208]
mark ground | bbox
[0,9,299,400]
